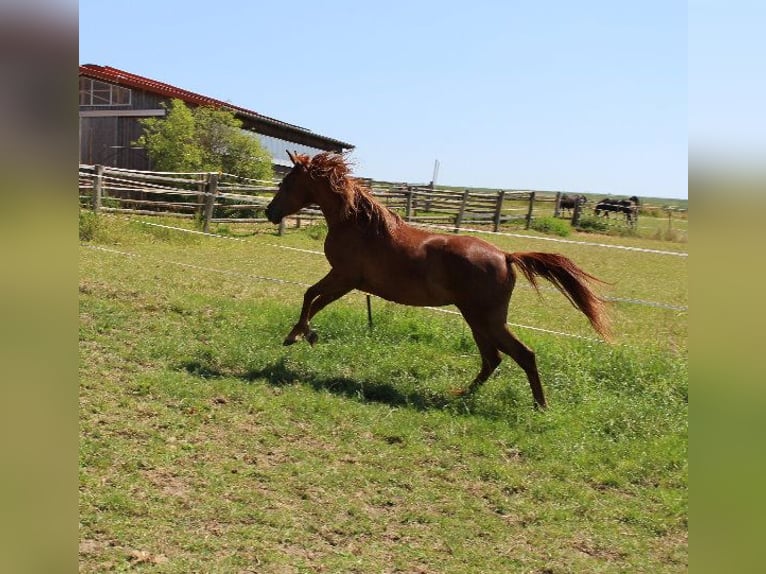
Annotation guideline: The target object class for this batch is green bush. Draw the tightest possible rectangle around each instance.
[530,216,571,237]
[575,216,610,233]
[136,98,273,180]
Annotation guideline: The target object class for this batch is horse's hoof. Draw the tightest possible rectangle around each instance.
[306,330,318,346]
[449,387,469,397]
[283,337,297,346]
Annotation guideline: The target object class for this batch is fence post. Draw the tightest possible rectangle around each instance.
[571,199,582,227]
[202,172,219,232]
[196,173,207,220]
[92,164,104,212]
[366,294,373,330]
[454,189,469,233]
[405,186,413,222]
[426,180,433,212]
[492,190,505,232]
[553,191,561,218]
[525,191,535,229]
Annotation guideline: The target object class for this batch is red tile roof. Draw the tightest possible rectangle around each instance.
[79,64,353,149]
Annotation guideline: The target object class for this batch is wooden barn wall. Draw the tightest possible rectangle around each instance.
[80,116,152,170]
[80,85,167,170]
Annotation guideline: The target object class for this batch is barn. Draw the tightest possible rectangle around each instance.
[78,64,354,173]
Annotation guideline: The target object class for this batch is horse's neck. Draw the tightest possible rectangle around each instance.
[310,184,346,227]
[312,180,396,235]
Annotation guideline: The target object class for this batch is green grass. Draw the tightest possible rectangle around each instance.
[79,213,687,572]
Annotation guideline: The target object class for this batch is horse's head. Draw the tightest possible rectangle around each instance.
[266,151,314,223]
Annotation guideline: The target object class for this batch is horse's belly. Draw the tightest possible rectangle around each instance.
[360,275,454,307]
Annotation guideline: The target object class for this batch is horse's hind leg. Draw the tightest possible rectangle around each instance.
[451,327,501,396]
[456,307,546,409]
[491,325,546,409]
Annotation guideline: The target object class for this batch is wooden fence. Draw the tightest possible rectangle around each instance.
[79,164,276,230]
[80,164,675,235]
[79,164,555,234]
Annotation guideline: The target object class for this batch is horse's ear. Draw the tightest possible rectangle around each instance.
[286,150,297,165]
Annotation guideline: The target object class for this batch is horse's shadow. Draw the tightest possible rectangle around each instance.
[181,357,455,412]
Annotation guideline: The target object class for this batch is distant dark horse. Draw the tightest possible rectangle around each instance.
[558,194,587,217]
[266,152,611,409]
[594,196,640,224]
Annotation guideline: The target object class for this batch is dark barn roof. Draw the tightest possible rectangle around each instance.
[79,64,353,169]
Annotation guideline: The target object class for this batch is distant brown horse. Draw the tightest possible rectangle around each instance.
[266,152,610,408]
[558,193,587,216]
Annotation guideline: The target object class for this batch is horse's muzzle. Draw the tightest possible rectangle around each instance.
[265,203,281,224]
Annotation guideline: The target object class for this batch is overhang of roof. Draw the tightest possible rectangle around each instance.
[79,64,354,150]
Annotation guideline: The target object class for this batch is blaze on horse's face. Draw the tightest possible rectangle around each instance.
[265,153,313,224]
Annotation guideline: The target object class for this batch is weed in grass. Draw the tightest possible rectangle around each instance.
[78,210,100,241]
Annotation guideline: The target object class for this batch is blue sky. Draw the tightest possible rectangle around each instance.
[80,0,687,199]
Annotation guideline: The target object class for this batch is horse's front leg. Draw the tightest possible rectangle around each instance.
[284,271,355,346]
[283,285,321,346]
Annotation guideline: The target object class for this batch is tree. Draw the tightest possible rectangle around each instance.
[135,99,273,180]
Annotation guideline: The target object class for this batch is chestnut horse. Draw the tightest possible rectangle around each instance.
[266,152,610,408]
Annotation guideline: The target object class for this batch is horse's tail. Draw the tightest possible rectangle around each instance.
[507,252,611,341]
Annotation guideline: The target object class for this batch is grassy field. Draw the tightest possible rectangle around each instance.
[79,213,687,573]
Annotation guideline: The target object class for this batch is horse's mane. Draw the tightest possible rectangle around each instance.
[298,152,402,234]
